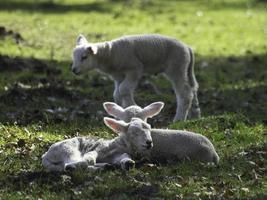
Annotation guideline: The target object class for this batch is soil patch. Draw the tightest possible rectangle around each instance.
[0,55,61,75]
[0,81,104,125]
[0,26,24,44]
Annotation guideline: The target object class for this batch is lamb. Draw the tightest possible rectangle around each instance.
[104,102,219,164]
[42,117,153,172]
[71,34,201,122]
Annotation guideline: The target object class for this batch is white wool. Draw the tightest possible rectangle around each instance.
[104,102,219,164]
[42,118,153,172]
[71,34,201,122]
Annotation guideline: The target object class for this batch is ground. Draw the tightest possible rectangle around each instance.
[0,0,266,199]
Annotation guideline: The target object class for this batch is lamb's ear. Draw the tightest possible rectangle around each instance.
[140,102,164,119]
[104,117,128,134]
[86,45,98,55]
[77,34,88,45]
[103,102,125,119]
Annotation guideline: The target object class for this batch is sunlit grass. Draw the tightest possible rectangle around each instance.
[0,0,266,60]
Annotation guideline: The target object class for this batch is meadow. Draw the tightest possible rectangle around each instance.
[0,0,266,199]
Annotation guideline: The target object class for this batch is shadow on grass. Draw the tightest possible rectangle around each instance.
[0,52,266,125]
[199,84,267,123]
[0,0,266,14]
[194,53,267,123]
[0,0,117,14]
[0,54,113,125]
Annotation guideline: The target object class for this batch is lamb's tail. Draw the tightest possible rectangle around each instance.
[187,47,198,90]
[213,151,220,165]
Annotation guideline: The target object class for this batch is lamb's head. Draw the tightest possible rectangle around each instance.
[103,102,164,122]
[104,117,153,154]
[71,34,98,75]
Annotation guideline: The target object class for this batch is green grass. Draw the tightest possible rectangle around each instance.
[0,0,267,199]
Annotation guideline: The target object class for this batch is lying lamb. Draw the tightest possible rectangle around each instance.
[71,34,201,121]
[42,117,153,172]
[104,102,219,164]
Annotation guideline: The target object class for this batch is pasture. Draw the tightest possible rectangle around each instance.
[0,0,266,199]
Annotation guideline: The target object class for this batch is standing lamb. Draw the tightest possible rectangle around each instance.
[42,117,153,172]
[104,102,219,164]
[71,34,201,121]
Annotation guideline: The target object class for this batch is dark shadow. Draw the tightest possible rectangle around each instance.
[0,170,78,194]
[0,54,114,125]
[206,0,267,10]
[0,0,117,14]
[132,0,267,14]
[194,52,267,123]
[199,84,267,123]
[0,52,266,126]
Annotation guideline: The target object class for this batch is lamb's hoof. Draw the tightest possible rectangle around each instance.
[124,160,135,171]
[173,117,186,123]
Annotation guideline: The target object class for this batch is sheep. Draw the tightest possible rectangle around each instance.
[103,102,220,164]
[71,34,201,122]
[42,117,153,172]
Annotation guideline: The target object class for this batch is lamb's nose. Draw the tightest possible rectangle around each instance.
[146,140,153,149]
[72,68,80,75]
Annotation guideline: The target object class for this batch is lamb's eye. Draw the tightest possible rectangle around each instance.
[81,55,87,61]
[142,124,150,129]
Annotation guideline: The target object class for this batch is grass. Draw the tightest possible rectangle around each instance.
[0,0,267,199]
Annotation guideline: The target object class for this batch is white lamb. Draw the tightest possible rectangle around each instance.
[71,34,201,121]
[42,117,153,172]
[104,102,219,164]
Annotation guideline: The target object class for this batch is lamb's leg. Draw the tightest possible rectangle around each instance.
[112,75,124,105]
[172,83,194,122]
[119,70,142,108]
[113,153,135,170]
[83,150,98,165]
[164,74,192,121]
[42,139,82,172]
[64,151,98,171]
[113,80,121,105]
[165,60,193,121]
[188,91,201,119]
